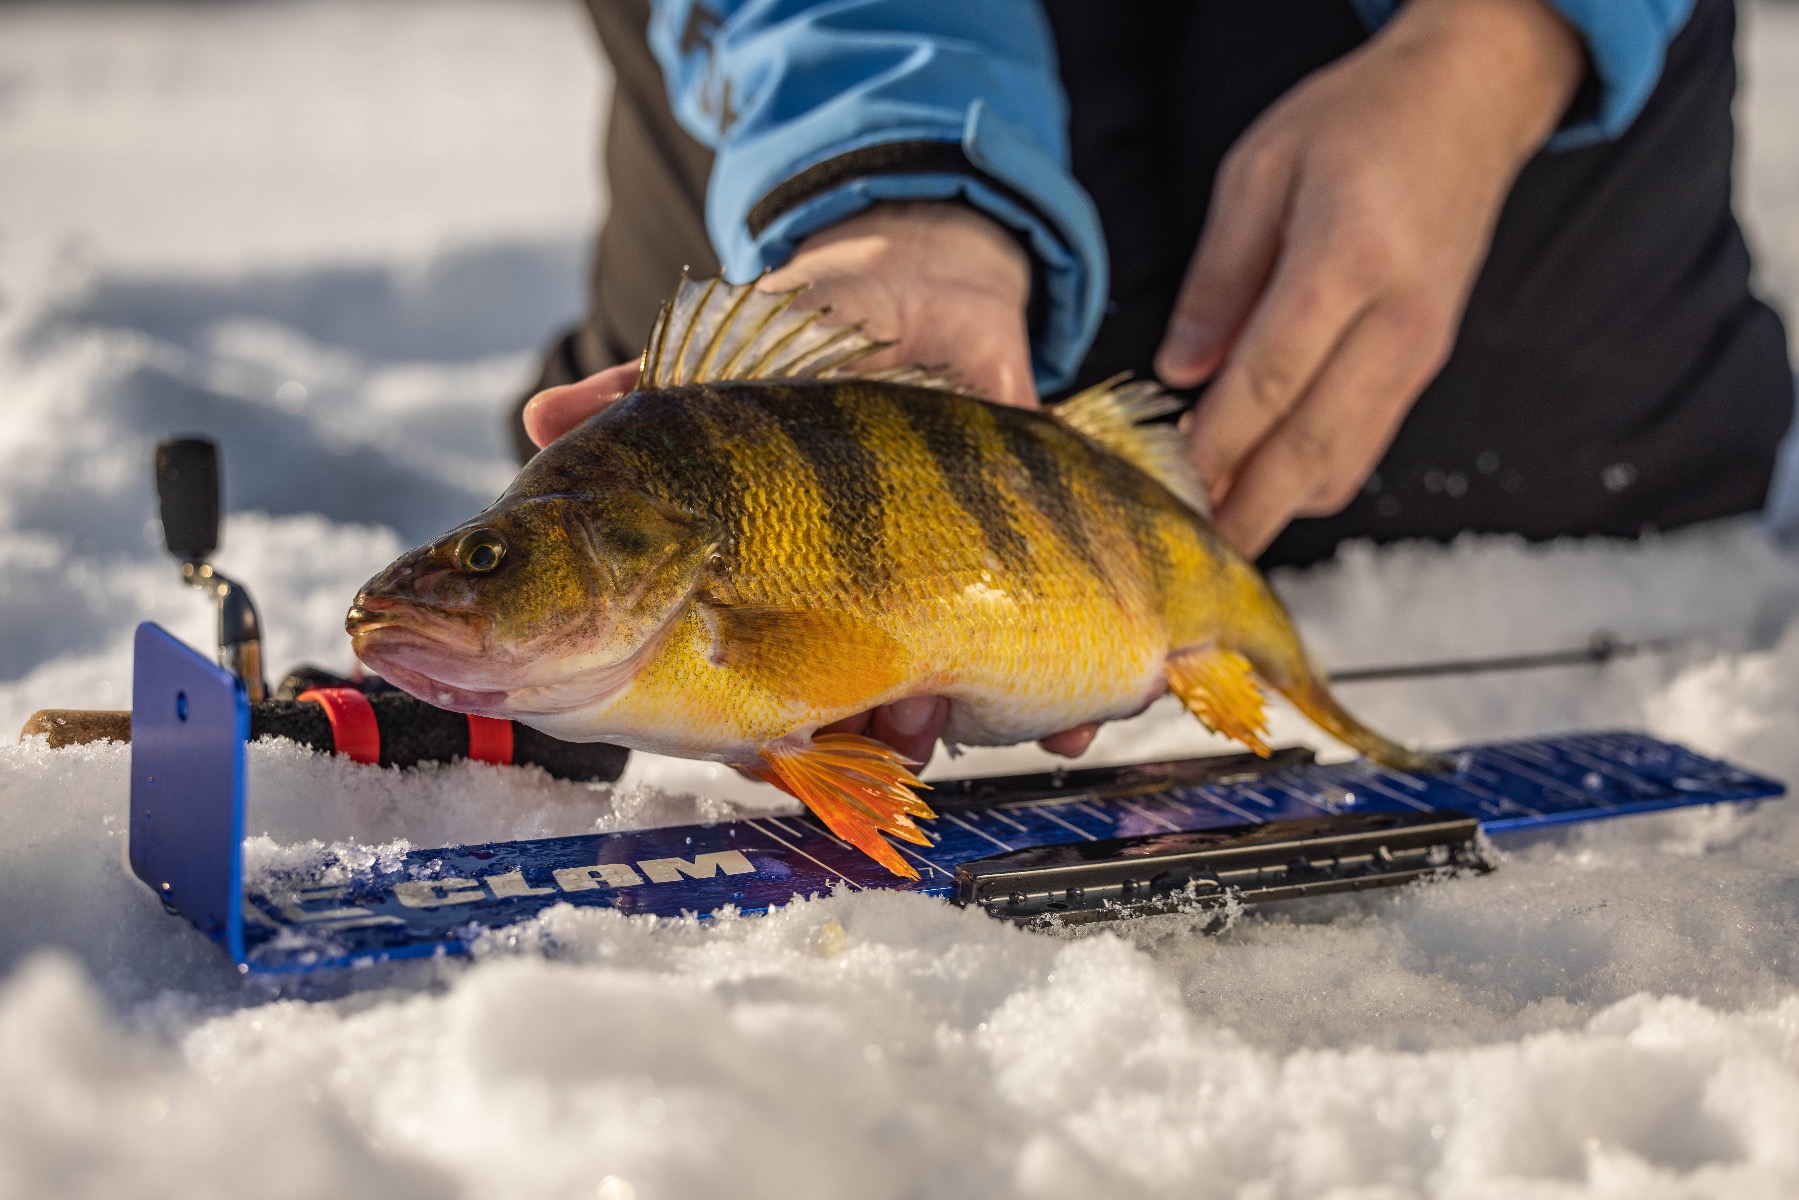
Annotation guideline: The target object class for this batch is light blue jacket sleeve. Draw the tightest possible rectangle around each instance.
[1351,0,1698,149]
[647,0,1107,393]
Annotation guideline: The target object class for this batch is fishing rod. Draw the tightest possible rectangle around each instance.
[1326,631,1686,685]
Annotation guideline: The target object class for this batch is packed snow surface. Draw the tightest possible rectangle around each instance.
[3,3,1799,1197]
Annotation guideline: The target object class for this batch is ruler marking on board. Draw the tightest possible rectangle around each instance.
[1197,792,1266,825]
[1031,806,1099,842]
[762,816,807,839]
[941,811,1016,853]
[985,809,1031,833]
[1341,766,1439,813]
[742,820,861,888]
[1116,798,1184,833]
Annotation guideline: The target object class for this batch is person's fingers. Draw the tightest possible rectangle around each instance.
[761,202,1038,411]
[959,328,1038,410]
[911,314,1039,409]
[766,268,1037,411]
[1180,212,1382,499]
[522,361,641,449]
[1208,294,1451,556]
[817,710,874,738]
[1155,142,1292,388]
[866,695,949,767]
[1038,722,1101,758]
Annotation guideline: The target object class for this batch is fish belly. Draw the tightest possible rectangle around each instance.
[908,587,1172,748]
[937,666,1166,747]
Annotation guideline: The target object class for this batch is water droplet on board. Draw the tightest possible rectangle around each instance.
[1602,462,1637,492]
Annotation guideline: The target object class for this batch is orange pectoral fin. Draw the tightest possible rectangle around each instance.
[753,734,937,879]
[701,601,908,711]
[1166,643,1272,757]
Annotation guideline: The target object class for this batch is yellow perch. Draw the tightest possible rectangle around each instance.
[348,277,1445,877]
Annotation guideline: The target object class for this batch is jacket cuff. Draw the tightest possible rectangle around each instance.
[708,101,1108,394]
[1349,0,1694,149]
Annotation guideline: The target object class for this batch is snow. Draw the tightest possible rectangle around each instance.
[1,2,1798,1196]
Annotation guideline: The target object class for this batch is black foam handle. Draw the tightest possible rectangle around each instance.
[155,437,221,563]
[249,693,629,783]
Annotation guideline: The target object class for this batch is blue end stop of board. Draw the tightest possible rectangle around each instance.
[129,621,249,963]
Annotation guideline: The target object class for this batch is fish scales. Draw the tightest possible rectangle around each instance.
[507,377,1180,752]
[348,277,1446,877]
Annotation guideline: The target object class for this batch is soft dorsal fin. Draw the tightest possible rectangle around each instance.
[1049,374,1210,514]
[641,275,959,390]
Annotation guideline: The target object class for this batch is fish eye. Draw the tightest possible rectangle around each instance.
[455,528,507,573]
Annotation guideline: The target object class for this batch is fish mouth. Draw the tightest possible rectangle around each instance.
[365,656,514,716]
[345,562,699,721]
[345,594,645,718]
[347,596,511,712]
[346,596,488,654]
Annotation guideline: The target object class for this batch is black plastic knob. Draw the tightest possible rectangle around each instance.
[155,437,221,563]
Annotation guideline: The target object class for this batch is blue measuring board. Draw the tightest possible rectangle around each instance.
[126,623,1786,975]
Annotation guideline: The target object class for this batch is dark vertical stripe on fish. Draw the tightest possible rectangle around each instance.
[744,381,889,590]
[1086,441,1172,592]
[613,390,744,545]
[995,414,1109,582]
[900,393,1032,575]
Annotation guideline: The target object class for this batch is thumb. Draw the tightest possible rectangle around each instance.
[523,362,641,449]
[964,335,1039,410]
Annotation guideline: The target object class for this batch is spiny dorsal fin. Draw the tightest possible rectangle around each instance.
[1049,374,1210,514]
[641,275,940,388]
[860,363,963,391]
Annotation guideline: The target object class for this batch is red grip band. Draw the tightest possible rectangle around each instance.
[465,714,514,765]
[298,687,381,765]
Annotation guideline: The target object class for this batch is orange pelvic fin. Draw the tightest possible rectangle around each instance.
[1166,643,1272,757]
[751,734,936,879]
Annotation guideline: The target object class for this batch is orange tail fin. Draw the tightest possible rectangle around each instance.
[750,734,937,879]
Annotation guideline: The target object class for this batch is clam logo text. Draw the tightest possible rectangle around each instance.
[252,850,758,931]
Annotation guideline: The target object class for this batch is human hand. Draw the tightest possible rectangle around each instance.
[522,200,1099,763]
[521,200,1037,448]
[1156,0,1583,557]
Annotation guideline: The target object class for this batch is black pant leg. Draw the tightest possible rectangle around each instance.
[512,0,716,463]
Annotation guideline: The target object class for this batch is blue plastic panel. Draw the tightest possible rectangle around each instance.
[129,622,249,961]
[125,622,1785,975]
[236,730,1783,974]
